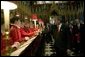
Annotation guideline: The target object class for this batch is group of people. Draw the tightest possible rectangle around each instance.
[1,15,84,56]
[1,16,44,55]
[44,16,84,56]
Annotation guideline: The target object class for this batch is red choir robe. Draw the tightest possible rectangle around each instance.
[1,33,7,55]
[1,31,13,55]
[20,27,36,39]
[28,28,36,37]
[10,24,22,44]
[32,25,39,32]
[34,27,39,31]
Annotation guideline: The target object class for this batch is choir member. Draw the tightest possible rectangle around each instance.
[20,21,35,39]
[10,17,22,48]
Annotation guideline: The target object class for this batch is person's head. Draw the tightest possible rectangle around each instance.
[80,20,84,24]
[54,16,62,25]
[21,21,25,28]
[29,21,34,28]
[10,17,21,26]
[24,20,30,28]
[15,20,21,26]
[70,21,73,24]
[75,19,80,24]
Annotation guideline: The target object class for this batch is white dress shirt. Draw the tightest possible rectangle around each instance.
[58,23,62,32]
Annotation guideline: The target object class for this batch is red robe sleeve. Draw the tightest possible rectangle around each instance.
[20,28,35,37]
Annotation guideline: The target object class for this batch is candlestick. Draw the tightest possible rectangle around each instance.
[1,1,17,56]
[4,9,10,32]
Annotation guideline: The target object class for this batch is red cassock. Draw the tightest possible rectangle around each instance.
[28,28,36,37]
[1,33,11,55]
[1,33,6,55]
[10,25,22,44]
[20,27,35,38]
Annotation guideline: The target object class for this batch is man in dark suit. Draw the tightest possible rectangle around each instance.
[52,16,68,56]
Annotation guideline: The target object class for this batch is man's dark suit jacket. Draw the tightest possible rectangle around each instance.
[53,23,69,50]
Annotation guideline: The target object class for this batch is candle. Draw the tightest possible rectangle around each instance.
[1,1,17,31]
[4,9,10,31]
[1,1,17,55]
[33,19,37,28]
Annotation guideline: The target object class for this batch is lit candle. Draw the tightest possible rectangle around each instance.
[33,19,37,28]
[4,9,10,31]
[1,1,17,32]
[1,1,17,55]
